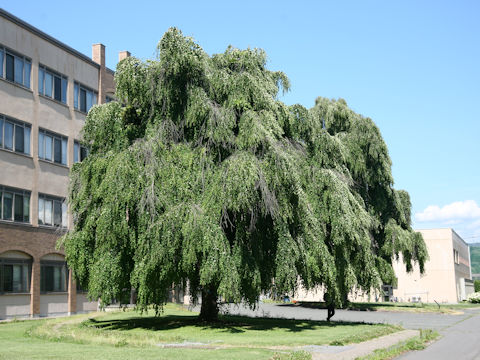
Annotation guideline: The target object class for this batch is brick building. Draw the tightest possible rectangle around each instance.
[0,8,127,319]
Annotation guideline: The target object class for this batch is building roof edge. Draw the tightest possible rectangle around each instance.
[415,228,470,246]
[0,8,115,73]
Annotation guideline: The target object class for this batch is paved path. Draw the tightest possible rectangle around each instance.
[397,308,480,360]
[220,303,470,330]
[306,330,419,360]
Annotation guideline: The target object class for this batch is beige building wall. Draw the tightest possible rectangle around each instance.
[293,228,472,304]
[294,283,380,303]
[293,286,325,302]
[452,230,473,300]
[0,13,99,207]
[0,9,122,319]
[393,228,472,303]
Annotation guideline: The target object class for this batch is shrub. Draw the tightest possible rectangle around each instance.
[474,280,480,292]
[467,292,480,303]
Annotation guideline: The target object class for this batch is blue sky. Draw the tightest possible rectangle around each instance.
[4,1,480,241]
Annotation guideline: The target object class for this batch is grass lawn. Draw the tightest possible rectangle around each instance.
[0,304,399,360]
[296,301,480,314]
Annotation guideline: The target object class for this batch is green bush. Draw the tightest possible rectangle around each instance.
[474,280,480,292]
[467,292,480,303]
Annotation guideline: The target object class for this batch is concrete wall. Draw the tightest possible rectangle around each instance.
[294,286,324,302]
[76,293,98,313]
[294,284,379,303]
[0,294,30,318]
[40,294,68,316]
[465,279,475,298]
[452,230,472,301]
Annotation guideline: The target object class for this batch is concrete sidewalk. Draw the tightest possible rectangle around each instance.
[298,329,419,360]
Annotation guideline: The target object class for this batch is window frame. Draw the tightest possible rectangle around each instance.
[0,114,32,156]
[38,193,67,228]
[453,249,460,264]
[73,140,89,163]
[38,128,68,166]
[0,45,31,88]
[0,258,32,294]
[74,81,97,113]
[40,260,68,293]
[38,65,68,104]
[0,185,31,224]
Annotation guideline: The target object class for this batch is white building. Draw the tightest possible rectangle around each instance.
[393,228,474,303]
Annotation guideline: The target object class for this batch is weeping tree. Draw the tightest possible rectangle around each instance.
[61,28,427,321]
[308,98,428,302]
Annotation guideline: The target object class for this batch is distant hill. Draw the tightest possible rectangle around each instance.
[470,244,480,275]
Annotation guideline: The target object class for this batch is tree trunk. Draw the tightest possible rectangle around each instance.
[199,285,219,321]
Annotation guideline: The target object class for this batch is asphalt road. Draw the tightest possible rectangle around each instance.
[217,303,480,359]
[219,302,472,330]
[398,308,480,360]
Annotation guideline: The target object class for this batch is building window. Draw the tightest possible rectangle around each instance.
[74,82,97,113]
[38,194,67,228]
[73,140,89,163]
[0,186,30,223]
[0,114,31,155]
[0,45,31,88]
[0,258,31,293]
[40,261,67,293]
[38,129,67,165]
[38,66,67,104]
[454,249,459,264]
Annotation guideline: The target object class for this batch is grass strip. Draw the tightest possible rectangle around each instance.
[270,350,312,360]
[355,329,439,360]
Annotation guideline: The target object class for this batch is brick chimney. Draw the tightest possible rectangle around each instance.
[119,50,131,62]
[92,43,105,67]
[92,44,106,104]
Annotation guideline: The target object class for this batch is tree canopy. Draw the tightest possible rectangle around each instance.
[61,28,427,320]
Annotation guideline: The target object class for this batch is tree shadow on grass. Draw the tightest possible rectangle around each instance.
[84,313,371,334]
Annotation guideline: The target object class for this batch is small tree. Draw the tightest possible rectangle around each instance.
[474,279,480,293]
[61,28,427,321]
